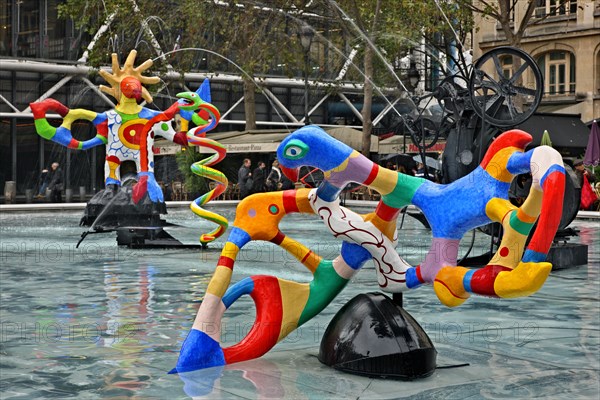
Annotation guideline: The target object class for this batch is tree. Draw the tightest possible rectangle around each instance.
[456,0,577,47]
[327,0,473,156]
[59,0,308,130]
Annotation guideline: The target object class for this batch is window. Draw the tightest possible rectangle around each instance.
[501,55,513,79]
[536,51,576,95]
[535,0,578,18]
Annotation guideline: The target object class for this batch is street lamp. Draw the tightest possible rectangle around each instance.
[299,25,314,125]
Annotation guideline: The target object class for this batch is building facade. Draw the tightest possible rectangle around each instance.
[472,0,600,123]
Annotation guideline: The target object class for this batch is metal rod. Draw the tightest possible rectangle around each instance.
[262,87,299,123]
[0,59,374,92]
[219,96,245,119]
[80,77,116,107]
[21,75,73,112]
[338,93,363,122]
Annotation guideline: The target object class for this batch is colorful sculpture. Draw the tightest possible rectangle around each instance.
[171,125,565,374]
[30,50,228,244]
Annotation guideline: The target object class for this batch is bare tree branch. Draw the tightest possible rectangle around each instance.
[455,0,502,20]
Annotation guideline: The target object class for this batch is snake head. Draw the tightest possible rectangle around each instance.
[177,91,203,111]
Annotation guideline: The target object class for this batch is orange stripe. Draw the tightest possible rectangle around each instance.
[516,208,537,224]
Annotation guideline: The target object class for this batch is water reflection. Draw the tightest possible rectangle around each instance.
[0,209,598,398]
[98,264,156,395]
[177,359,289,399]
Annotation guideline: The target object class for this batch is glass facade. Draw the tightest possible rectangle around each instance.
[0,0,80,60]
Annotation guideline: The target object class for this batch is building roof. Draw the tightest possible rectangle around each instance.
[197,127,379,154]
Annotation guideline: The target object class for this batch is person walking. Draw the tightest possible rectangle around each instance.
[36,167,49,199]
[252,161,267,194]
[266,159,282,191]
[47,162,63,202]
[574,160,596,186]
[238,158,252,199]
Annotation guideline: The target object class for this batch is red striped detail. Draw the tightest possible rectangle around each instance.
[97,120,108,138]
[282,190,299,213]
[67,138,79,149]
[363,163,379,186]
[198,109,210,120]
[30,99,69,119]
[106,155,121,165]
[480,129,531,169]
[301,250,313,264]
[217,256,235,270]
[375,200,401,222]
[139,103,179,172]
[223,275,283,364]
[270,231,286,245]
[469,265,511,297]
[528,171,565,254]
[415,265,424,283]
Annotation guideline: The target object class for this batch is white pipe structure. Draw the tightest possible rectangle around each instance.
[78,12,117,64]
[1,58,405,129]
[0,58,369,91]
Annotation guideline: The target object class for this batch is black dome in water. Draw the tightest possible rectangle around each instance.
[318,292,436,380]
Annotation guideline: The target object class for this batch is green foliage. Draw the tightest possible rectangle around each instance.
[175,149,207,194]
[323,0,473,86]
[57,0,474,88]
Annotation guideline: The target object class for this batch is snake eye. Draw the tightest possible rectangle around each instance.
[283,140,308,160]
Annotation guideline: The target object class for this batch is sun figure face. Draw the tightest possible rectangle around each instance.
[98,50,160,104]
[120,77,143,101]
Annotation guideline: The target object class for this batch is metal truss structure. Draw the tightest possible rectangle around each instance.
[0,56,404,130]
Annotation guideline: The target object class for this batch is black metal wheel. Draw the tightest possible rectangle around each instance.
[469,46,543,127]
[409,117,441,150]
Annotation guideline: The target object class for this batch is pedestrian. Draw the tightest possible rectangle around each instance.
[415,162,435,181]
[36,167,49,199]
[252,161,267,194]
[574,160,596,186]
[279,171,294,190]
[574,160,598,210]
[266,159,282,191]
[238,158,252,199]
[47,162,63,202]
[415,162,425,178]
